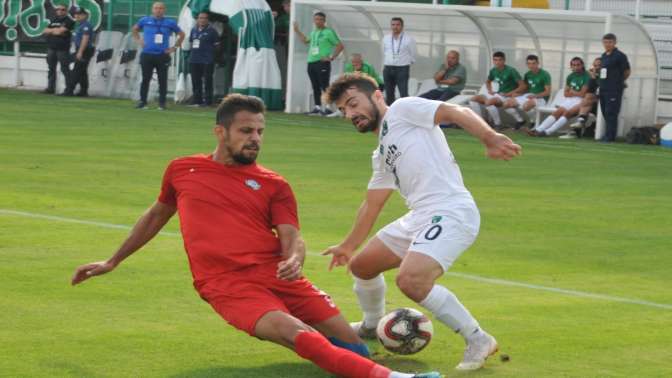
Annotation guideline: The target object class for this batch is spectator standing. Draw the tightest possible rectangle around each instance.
[418,50,466,102]
[599,33,630,142]
[189,12,219,107]
[294,12,344,116]
[63,8,95,97]
[132,2,185,110]
[382,17,417,105]
[43,4,75,95]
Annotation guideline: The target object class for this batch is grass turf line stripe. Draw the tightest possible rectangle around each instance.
[2,208,670,311]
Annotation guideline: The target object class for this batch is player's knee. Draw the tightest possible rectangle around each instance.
[349,257,378,280]
[395,272,433,302]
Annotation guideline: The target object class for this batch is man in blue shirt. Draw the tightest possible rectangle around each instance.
[599,33,630,142]
[189,12,219,106]
[132,2,185,110]
[64,8,95,97]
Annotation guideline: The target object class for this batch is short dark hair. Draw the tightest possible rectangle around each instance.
[391,17,404,26]
[323,73,378,105]
[314,11,326,19]
[526,54,539,62]
[216,94,266,128]
[603,33,617,41]
[493,51,505,59]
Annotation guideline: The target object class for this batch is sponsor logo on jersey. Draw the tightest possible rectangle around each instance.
[245,179,261,190]
[385,144,401,167]
[381,121,389,137]
[431,216,442,223]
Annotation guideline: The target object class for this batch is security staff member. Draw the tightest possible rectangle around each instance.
[294,12,344,116]
[382,17,416,105]
[189,12,219,106]
[42,4,75,95]
[64,8,95,97]
[599,33,630,142]
[132,2,185,110]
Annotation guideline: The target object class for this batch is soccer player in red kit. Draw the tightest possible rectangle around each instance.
[71,94,440,378]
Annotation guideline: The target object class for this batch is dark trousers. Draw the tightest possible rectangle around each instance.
[46,48,70,93]
[599,91,623,142]
[307,61,331,106]
[140,53,170,104]
[190,62,214,105]
[383,65,410,105]
[66,47,94,94]
[418,88,459,102]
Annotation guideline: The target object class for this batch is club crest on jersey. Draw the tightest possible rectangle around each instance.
[245,179,261,191]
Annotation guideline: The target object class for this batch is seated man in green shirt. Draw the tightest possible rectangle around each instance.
[529,57,590,137]
[501,54,551,129]
[469,51,524,130]
[418,50,466,102]
[344,53,384,90]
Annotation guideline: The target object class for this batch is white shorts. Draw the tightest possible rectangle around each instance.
[483,93,506,102]
[514,94,546,107]
[376,206,480,272]
[556,97,582,110]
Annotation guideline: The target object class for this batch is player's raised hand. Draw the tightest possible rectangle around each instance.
[71,261,116,285]
[277,255,303,281]
[484,132,522,161]
[322,244,354,271]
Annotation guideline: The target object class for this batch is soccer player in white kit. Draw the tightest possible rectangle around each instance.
[322,73,521,371]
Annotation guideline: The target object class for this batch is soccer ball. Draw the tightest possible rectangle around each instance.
[376,308,433,355]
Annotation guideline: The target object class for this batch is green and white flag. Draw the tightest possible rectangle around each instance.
[209,0,282,109]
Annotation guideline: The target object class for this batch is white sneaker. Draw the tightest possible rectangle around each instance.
[326,109,342,118]
[350,321,378,340]
[559,131,577,139]
[585,113,596,128]
[455,330,498,371]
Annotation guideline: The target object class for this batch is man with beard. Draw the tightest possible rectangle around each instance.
[322,73,521,371]
[71,94,440,378]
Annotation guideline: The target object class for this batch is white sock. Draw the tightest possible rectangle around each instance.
[486,105,501,126]
[354,275,386,328]
[536,115,556,132]
[419,285,479,339]
[505,108,523,122]
[546,116,568,135]
[389,372,414,378]
[469,101,482,117]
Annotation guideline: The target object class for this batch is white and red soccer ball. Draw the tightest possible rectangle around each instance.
[376,308,433,355]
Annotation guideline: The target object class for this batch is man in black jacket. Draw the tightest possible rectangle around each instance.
[43,5,75,94]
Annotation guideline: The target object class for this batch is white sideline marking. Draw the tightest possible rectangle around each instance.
[2,208,671,311]
[0,209,180,237]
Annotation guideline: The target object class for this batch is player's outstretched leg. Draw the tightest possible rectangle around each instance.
[254,310,441,378]
[349,237,404,339]
[396,252,498,371]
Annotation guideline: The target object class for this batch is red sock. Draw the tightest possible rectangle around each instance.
[294,331,391,378]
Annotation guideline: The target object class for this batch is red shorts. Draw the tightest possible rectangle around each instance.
[196,262,340,336]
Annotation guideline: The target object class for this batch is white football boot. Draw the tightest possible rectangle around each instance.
[455,330,499,371]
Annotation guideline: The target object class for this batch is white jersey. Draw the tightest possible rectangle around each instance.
[368,97,475,212]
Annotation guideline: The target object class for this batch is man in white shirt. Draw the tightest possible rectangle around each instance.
[382,17,417,105]
[322,73,521,371]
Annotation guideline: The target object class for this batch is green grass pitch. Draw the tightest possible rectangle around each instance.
[1,88,671,377]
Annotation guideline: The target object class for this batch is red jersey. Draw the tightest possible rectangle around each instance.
[158,154,299,284]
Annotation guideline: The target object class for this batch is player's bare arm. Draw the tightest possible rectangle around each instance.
[435,103,522,161]
[322,188,393,270]
[71,201,176,285]
[276,224,305,281]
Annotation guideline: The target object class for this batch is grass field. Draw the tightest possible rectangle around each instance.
[1,88,671,377]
